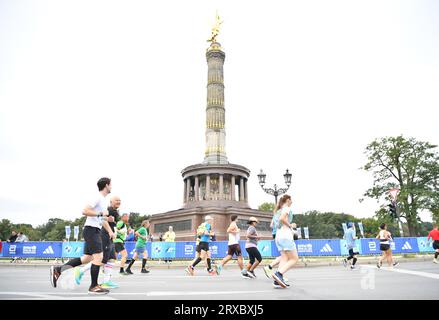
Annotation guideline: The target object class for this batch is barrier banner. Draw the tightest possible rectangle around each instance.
[1,242,62,258]
[392,237,419,254]
[175,242,197,259]
[0,238,434,259]
[0,241,3,257]
[417,237,435,253]
[313,239,341,256]
[209,241,228,259]
[124,242,152,259]
[257,240,272,257]
[360,238,380,254]
[340,239,363,255]
[294,240,314,256]
[151,242,176,259]
[62,242,84,258]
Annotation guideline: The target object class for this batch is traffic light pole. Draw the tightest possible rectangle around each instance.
[394,201,404,237]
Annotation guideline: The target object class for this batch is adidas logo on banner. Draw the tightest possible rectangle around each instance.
[43,246,54,254]
[320,244,333,253]
[402,241,412,250]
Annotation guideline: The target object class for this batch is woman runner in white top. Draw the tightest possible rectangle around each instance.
[376,223,398,268]
[271,194,299,288]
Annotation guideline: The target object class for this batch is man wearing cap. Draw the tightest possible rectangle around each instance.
[186,215,216,276]
[343,222,359,270]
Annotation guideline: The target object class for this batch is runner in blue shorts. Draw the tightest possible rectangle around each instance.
[271,194,298,289]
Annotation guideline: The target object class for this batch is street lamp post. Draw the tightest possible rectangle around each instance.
[257,169,292,205]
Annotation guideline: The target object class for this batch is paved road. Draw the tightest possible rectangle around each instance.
[0,261,438,300]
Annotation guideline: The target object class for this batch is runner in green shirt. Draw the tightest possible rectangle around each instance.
[114,213,130,274]
[126,220,150,274]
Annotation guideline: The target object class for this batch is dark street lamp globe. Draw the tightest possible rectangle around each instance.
[257,169,266,186]
[284,169,292,187]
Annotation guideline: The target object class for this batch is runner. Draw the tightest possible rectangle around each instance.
[114,213,130,274]
[73,196,121,288]
[125,220,150,274]
[50,177,112,295]
[215,215,248,278]
[263,197,292,285]
[376,223,399,268]
[185,216,216,276]
[271,194,299,288]
[342,222,359,270]
[427,225,439,264]
[99,196,121,289]
[244,217,262,279]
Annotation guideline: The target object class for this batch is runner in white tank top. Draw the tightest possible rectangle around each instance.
[215,215,247,277]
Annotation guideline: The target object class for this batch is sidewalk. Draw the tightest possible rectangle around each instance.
[0,254,434,268]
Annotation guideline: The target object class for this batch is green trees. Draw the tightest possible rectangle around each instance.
[258,202,276,212]
[362,136,439,236]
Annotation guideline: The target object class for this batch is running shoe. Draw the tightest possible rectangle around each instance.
[185,266,194,276]
[350,265,356,270]
[88,285,110,295]
[208,269,217,276]
[241,273,252,279]
[216,264,223,275]
[273,280,283,289]
[263,266,273,279]
[101,280,119,289]
[120,271,130,275]
[247,271,256,279]
[125,268,133,275]
[376,261,382,269]
[342,259,348,268]
[433,258,438,264]
[50,266,61,288]
[272,271,287,288]
[74,266,84,285]
[393,261,399,267]
[141,268,150,274]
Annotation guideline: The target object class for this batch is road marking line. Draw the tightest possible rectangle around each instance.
[0,290,271,297]
[361,265,439,280]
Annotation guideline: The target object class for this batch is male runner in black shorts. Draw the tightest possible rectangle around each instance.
[50,177,112,295]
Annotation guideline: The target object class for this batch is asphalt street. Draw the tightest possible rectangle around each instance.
[0,261,438,300]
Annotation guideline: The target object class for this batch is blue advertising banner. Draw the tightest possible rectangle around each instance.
[360,238,380,255]
[340,239,363,255]
[2,242,63,258]
[0,238,434,259]
[417,237,435,253]
[294,240,315,256]
[209,241,229,259]
[62,242,84,258]
[124,242,152,259]
[151,242,176,259]
[392,237,419,254]
[0,241,3,257]
[257,240,272,257]
[175,242,197,259]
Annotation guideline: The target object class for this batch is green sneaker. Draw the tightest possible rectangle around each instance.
[100,280,119,289]
[216,264,223,275]
[74,267,84,285]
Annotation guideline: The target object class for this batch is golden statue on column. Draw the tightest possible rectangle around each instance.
[207,12,223,43]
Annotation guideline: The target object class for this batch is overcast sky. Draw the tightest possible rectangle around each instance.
[0,0,438,227]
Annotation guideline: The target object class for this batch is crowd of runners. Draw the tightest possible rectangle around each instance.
[49,177,439,295]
